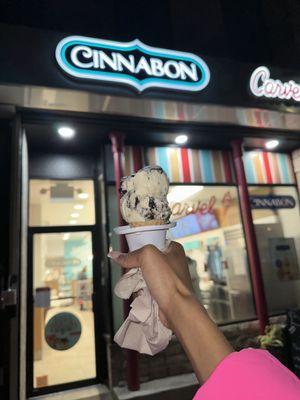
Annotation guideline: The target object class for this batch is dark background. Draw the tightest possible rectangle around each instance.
[0,121,12,400]
[1,0,300,69]
[0,2,300,397]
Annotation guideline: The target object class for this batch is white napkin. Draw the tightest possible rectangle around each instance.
[114,267,172,355]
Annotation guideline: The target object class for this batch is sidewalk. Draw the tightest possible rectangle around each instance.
[113,373,198,400]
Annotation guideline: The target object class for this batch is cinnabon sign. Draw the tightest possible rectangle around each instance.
[56,36,210,93]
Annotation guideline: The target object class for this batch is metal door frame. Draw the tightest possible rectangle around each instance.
[8,114,27,400]
[26,219,107,396]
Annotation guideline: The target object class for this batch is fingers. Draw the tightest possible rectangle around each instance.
[108,243,176,269]
[164,240,185,256]
[108,244,159,269]
[108,249,141,268]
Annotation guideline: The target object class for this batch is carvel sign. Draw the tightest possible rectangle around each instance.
[55,36,210,92]
[250,195,296,210]
[250,66,300,102]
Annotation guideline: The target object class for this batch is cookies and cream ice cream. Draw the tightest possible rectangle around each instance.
[120,166,171,226]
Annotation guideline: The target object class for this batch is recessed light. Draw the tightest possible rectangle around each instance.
[265,139,279,150]
[74,204,84,210]
[175,134,188,145]
[63,233,70,241]
[58,126,75,139]
[71,212,79,218]
[78,192,89,199]
[69,219,77,225]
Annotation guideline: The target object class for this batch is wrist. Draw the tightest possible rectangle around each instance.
[163,288,197,325]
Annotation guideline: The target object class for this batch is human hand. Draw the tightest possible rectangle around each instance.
[109,241,232,382]
[108,241,194,327]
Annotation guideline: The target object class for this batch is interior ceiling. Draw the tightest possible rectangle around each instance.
[24,114,300,154]
[30,180,93,202]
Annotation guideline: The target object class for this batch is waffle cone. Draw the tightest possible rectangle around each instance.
[129,219,167,228]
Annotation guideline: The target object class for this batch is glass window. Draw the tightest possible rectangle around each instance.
[168,185,255,324]
[29,180,95,227]
[250,185,300,314]
[33,231,96,388]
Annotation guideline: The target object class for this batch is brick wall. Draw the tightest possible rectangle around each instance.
[111,336,193,387]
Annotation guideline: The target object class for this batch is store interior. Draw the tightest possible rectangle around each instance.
[167,184,300,324]
[24,114,300,393]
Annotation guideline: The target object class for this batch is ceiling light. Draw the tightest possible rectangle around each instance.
[167,186,203,203]
[71,212,79,218]
[63,233,70,241]
[74,204,84,210]
[175,134,188,145]
[78,192,89,199]
[69,219,77,225]
[58,126,75,139]
[265,139,279,150]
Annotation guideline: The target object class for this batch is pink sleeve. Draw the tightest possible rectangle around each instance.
[193,348,300,400]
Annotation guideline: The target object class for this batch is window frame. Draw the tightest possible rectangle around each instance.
[107,181,258,328]
[28,178,96,228]
[27,177,108,397]
[248,182,300,317]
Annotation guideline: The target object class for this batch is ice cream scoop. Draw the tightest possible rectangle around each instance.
[120,165,171,226]
[114,166,174,354]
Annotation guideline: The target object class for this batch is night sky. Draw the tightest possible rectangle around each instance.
[0,0,300,69]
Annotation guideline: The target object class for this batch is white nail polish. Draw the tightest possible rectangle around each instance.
[108,251,122,259]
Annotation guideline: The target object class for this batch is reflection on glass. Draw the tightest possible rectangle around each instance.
[251,186,300,314]
[168,185,255,324]
[33,232,96,388]
[29,180,95,227]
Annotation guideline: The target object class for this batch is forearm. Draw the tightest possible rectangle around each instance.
[165,291,233,383]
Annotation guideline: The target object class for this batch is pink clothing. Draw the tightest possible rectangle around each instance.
[193,348,300,400]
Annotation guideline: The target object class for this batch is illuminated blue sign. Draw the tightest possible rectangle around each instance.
[55,36,210,93]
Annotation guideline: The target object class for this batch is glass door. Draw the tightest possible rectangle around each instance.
[27,179,102,394]
[32,231,96,389]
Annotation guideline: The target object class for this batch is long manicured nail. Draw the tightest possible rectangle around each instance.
[107,251,123,259]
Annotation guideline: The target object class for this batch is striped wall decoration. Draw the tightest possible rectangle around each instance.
[146,147,234,183]
[123,146,145,176]
[243,151,295,184]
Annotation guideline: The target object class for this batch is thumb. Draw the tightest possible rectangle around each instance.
[107,249,142,269]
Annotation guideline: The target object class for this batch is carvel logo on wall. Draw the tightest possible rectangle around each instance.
[250,195,296,210]
[250,66,300,102]
[55,36,210,92]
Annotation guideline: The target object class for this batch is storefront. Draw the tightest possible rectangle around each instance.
[0,22,300,400]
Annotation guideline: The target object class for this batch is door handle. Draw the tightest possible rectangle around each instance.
[0,273,17,310]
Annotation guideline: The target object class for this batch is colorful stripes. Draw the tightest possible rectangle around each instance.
[243,151,295,184]
[117,147,296,186]
[146,147,235,183]
[124,146,145,176]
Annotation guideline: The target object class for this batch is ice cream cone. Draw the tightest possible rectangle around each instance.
[117,165,173,250]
